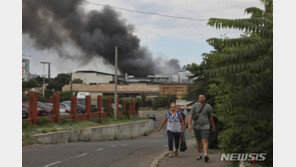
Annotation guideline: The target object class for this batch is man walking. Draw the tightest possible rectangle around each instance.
[188,93,215,162]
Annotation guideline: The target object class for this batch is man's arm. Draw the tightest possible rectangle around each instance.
[210,117,216,132]
[208,105,215,132]
[188,105,195,131]
[188,115,193,131]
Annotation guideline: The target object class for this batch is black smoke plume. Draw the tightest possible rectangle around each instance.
[23,0,181,76]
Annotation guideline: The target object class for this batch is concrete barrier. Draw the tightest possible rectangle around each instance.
[30,120,154,144]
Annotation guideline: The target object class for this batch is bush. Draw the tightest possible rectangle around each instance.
[36,117,51,126]
[22,93,28,101]
[72,79,83,84]
[22,121,31,129]
[60,91,78,101]
[152,95,176,110]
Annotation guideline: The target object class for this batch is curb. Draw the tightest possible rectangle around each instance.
[150,138,196,167]
[150,151,168,167]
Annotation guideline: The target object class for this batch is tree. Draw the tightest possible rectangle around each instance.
[204,0,273,165]
[185,60,216,105]
[22,78,40,90]
[34,76,50,85]
[72,78,83,84]
[47,73,71,91]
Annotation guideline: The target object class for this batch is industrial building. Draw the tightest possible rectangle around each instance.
[72,70,195,84]
[72,70,125,84]
[62,83,189,99]
[67,70,194,99]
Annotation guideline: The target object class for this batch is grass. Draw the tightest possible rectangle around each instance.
[22,115,147,146]
[139,107,168,111]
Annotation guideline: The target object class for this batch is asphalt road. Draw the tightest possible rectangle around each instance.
[22,110,195,167]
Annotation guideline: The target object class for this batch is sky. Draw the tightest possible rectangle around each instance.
[22,0,264,77]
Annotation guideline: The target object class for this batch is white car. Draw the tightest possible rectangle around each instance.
[44,103,70,116]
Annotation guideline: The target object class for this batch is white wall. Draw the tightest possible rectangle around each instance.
[72,73,113,84]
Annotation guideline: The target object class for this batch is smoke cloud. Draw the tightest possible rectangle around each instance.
[22,0,181,76]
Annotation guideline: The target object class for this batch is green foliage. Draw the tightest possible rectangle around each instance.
[60,91,78,101]
[36,117,51,126]
[34,76,50,85]
[22,121,31,129]
[204,0,273,166]
[60,118,74,124]
[184,61,215,106]
[22,78,40,90]
[151,95,176,110]
[22,93,28,101]
[47,73,71,91]
[72,78,83,84]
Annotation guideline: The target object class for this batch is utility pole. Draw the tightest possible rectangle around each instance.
[70,73,73,94]
[114,45,118,119]
[41,61,50,98]
[48,62,50,79]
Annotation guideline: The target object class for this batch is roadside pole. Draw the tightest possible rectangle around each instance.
[70,72,73,94]
[41,62,46,98]
[114,45,118,119]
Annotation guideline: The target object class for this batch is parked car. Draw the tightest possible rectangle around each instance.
[22,103,51,117]
[147,113,156,121]
[61,101,85,114]
[22,106,29,119]
[59,105,70,116]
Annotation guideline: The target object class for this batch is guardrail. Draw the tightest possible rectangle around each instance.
[22,92,138,125]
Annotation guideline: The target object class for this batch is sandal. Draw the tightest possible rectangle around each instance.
[175,150,178,156]
[169,151,173,158]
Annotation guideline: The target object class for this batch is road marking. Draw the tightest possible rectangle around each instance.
[74,153,87,158]
[43,161,61,167]
[96,148,104,151]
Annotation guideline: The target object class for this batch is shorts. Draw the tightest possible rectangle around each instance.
[193,129,210,141]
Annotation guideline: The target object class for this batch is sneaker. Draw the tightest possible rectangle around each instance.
[204,155,209,162]
[196,154,202,160]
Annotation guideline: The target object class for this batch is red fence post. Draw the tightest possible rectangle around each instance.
[29,92,37,125]
[129,98,132,118]
[132,99,136,117]
[107,97,112,116]
[97,96,102,117]
[85,95,91,119]
[123,99,126,116]
[71,95,77,120]
[53,93,60,123]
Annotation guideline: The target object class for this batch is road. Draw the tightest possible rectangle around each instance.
[23,110,195,167]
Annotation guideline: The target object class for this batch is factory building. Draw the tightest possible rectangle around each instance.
[72,70,124,84]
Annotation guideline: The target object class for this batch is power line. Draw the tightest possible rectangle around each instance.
[82,0,208,22]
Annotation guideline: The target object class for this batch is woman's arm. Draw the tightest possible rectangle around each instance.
[157,116,168,132]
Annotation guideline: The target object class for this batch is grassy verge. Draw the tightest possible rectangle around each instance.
[22,116,147,146]
[139,107,168,111]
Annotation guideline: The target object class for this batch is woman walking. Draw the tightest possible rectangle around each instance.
[157,102,185,158]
